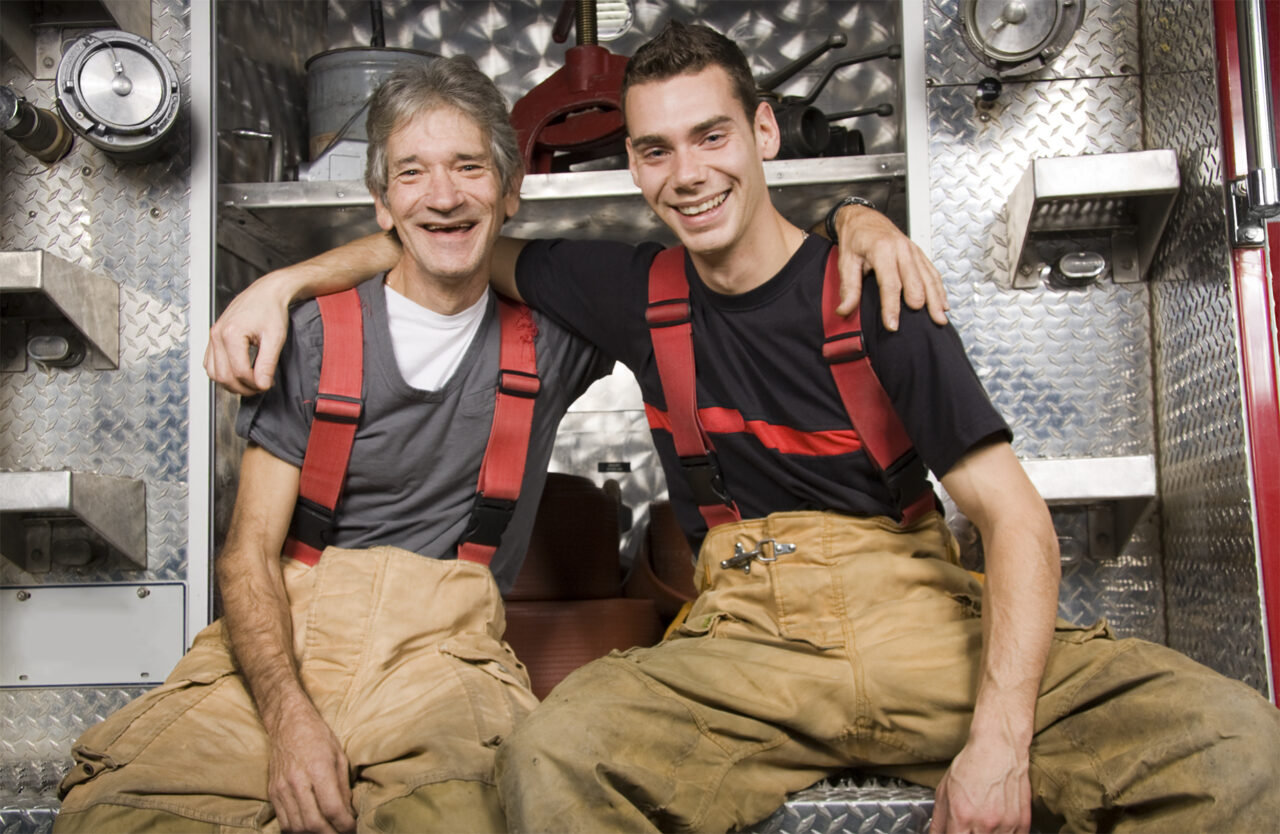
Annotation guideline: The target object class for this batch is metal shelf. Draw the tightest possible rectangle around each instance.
[217,154,906,273]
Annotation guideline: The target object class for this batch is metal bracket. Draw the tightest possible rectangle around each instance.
[1229,178,1268,248]
[0,471,146,569]
[1003,151,1181,289]
[720,539,797,574]
[1,250,119,371]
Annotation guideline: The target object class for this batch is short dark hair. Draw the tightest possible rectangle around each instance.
[620,21,758,122]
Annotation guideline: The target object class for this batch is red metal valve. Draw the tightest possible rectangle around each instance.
[510,1,629,174]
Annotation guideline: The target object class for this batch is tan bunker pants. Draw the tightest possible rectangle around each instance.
[55,546,538,834]
[498,511,1280,833]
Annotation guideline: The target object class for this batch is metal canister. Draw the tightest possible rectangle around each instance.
[305,47,437,161]
[56,30,181,160]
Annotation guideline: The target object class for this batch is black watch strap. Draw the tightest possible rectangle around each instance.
[824,196,876,243]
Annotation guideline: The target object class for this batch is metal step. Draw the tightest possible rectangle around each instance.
[1,777,934,834]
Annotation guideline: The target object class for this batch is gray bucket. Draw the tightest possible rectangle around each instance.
[305,47,437,160]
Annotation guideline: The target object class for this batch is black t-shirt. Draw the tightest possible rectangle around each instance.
[516,235,1011,549]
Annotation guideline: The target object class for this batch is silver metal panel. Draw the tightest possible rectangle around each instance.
[0,0,195,825]
[0,0,192,589]
[0,583,186,687]
[216,0,325,184]
[321,0,904,158]
[1,687,145,832]
[744,775,934,834]
[927,77,1151,461]
[926,0,1140,85]
[1141,12,1268,691]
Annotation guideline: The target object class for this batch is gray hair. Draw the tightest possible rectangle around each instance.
[364,56,521,202]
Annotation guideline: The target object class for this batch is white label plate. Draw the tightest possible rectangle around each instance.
[0,583,186,686]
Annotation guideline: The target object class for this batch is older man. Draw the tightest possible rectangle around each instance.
[55,57,612,834]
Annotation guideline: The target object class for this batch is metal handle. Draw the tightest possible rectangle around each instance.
[1235,0,1279,217]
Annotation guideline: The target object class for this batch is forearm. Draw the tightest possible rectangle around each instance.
[269,231,401,303]
[216,445,314,735]
[218,536,311,734]
[969,513,1060,748]
[942,442,1059,751]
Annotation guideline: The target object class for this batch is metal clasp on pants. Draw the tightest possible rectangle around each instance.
[720,538,797,574]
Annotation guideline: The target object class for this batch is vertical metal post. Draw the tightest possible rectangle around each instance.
[188,0,216,640]
[1236,0,1280,216]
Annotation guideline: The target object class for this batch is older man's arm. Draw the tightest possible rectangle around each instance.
[218,444,356,834]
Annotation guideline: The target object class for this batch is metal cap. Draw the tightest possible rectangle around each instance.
[56,30,180,158]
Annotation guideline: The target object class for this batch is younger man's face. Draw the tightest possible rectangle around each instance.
[624,65,780,261]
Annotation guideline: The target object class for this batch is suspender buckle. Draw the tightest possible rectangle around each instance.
[680,453,732,508]
[314,393,363,424]
[290,495,336,550]
[883,450,932,511]
[646,299,691,328]
[461,493,517,548]
[499,369,541,398]
[821,332,866,364]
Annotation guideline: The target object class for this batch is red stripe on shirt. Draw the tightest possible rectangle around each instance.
[645,404,863,457]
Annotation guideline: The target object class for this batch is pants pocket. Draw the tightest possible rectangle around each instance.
[439,633,539,748]
[59,665,235,796]
[59,623,238,797]
[770,560,846,649]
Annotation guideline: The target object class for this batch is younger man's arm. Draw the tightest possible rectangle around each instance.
[218,444,356,834]
[935,440,1060,834]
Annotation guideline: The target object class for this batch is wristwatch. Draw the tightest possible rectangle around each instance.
[824,196,877,243]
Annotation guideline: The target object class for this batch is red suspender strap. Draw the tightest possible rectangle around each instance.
[284,288,364,566]
[645,247,741,531]
[820,248,934,524]
[457,297,541,566]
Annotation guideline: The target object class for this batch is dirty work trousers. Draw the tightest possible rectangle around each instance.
[55,546,538,834]
[497,510,1280,833]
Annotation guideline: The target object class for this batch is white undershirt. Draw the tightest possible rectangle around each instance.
[384,282,490,391]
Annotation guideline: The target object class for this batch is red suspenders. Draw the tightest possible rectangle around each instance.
[284,289,363,566]
[644,246,933,531]
[457,297,542,565]
[645,248,741,533]
[283,288,540,568]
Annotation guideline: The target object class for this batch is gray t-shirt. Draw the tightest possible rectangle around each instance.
[236,275,612,592]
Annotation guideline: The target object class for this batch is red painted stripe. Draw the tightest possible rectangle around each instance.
[1215,0,1280,703]
[645,404,863,457]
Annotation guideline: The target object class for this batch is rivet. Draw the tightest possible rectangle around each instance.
[137,587,151,598]
[27,211,36,219]
[42,57,55,69]
[16,590,31,601]
[81,166,93,177]
[150,207,162,219]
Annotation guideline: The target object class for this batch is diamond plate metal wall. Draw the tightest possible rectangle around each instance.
[321,0,905,157]
[924,0,1164,646]
[926,0,1140,85]
[0,0,195,829]
[1141,0,1267,691]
